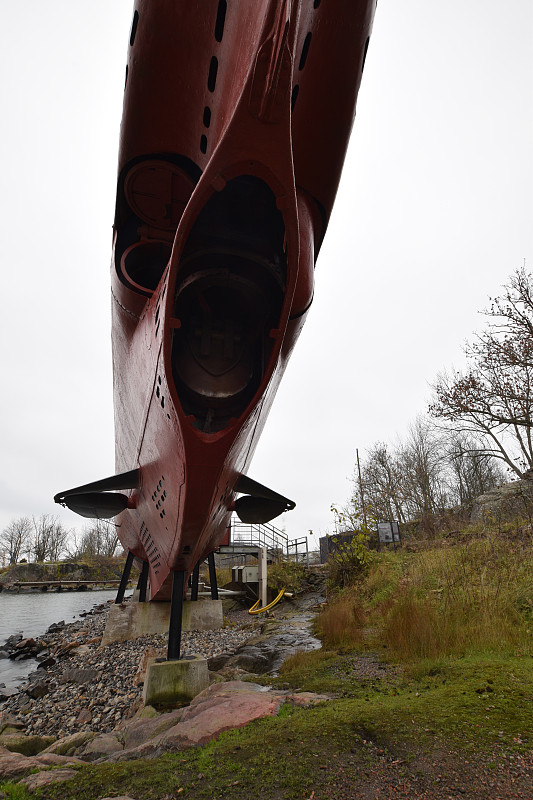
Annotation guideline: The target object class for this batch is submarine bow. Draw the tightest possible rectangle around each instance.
[56,0,377,602]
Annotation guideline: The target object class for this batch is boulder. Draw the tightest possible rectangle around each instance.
[43,731,96,757]
[112,681,286,760]
[219,640,277,673]
[0,688,19,701]
[76,708,93,725]
[37,656,57,669]
[20,768,79,790]
[471,479,533,523]
[158,680,285,749]
[122,708,184,751]
[0,714,24,735]
[26,680,50,699]
[0,734,56,756]
[14,638,37,651]
[78,733,124,761]
[59,667,100,685]
[287,691,331,707]
[0,746,83,780]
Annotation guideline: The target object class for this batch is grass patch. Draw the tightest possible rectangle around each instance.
[319,532,533,662]
[37,652,533,800]
[21,531,533,800]
[215,565,233,588]
[314,592,366,651]
[0,782,33,800]
[277,649,345,693]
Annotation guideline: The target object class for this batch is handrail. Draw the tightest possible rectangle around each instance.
[230,518,288,554]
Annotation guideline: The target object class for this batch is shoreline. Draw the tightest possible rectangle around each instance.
[0,599,254,739]
[0,590,119,693]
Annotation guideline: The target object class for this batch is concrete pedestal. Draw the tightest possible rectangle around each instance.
[143,655,209,707]
[101,599,223,646]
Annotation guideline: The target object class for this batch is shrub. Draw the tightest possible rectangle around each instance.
[268,561,306,593]
[327,533,375,589]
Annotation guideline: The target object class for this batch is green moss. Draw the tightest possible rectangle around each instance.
[0,781,34,800]
[34,651,533,800]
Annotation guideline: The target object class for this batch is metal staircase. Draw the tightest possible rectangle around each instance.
[217,515,309,564]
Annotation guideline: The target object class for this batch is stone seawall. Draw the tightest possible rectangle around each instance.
[0,559,127,589]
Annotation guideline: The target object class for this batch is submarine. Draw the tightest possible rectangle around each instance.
[55,0,377,657]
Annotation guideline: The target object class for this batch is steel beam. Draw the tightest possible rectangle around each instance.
[191,560,200,601]
[167,570,185,660]
[115,551,134,603]
[207,552,218,600]
[138,560,149,602]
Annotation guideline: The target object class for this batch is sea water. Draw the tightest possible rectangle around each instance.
[0,590,122,690]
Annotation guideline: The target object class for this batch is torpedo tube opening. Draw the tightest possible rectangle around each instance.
[113,156,199,296]
[121,240,172,293]
[170,176,287,433]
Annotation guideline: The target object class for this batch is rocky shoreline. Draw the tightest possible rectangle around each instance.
[0,600,256,739]
[0,589,336,793]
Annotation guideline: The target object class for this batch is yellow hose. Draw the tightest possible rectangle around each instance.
[248,587,286,615]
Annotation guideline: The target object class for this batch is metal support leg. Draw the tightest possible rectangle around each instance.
[138,560,149,602]
[191,560,200,601]
[208,552,218,600]
[115,551,134,604]
[167,570,185,661]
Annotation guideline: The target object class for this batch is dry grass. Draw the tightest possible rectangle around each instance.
[321,531,533,662]
[315,592,366,651]
[215,566,233,587]
[379,535,533,660]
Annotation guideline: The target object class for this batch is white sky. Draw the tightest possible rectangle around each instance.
[0,1,531,551]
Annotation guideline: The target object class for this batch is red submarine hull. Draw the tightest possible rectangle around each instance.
[58,0,376,599]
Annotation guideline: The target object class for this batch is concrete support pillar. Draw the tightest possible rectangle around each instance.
[143,655,209,707]
[101,598,223,646]
[258,546,267,608]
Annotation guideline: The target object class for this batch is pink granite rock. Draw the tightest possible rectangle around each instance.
[122,707,184,751]
[287,692,332,707]
[0,745,83,780]
[78,733,124,760]
[19,768,78,790]
[79,683,331,763]
[153,681,285,750]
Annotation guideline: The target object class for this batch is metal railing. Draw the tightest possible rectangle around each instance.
[286,536,309,565]
[227,518,308,564]
[229,519,288,556]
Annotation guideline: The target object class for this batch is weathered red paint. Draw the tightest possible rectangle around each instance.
[110,0,376,598]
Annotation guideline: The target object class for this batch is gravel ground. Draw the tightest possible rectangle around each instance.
[304,743,533,800]
[0,600,254,739]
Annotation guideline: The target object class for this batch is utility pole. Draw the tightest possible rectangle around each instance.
[356,448,367,527]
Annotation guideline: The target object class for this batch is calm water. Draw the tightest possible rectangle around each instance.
[0,590,126,690]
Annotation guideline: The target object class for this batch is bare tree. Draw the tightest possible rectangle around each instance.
[430,267,533,477]
[359,443,406,523]
[74,520,119,559]
[31,515,70,562]
[348,418,505,531]
[0,517,32,565]
[397,417,449,519]
[446,432,505,506]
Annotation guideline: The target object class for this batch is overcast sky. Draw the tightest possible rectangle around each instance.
[0,1,531,550]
